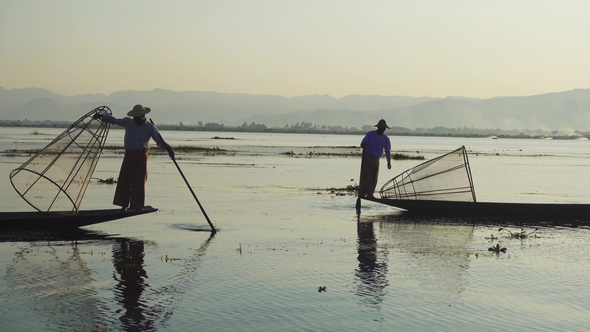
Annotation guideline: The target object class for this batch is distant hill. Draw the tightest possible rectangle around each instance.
[1,86,590,131]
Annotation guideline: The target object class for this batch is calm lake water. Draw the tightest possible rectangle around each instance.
[1,127,590,331]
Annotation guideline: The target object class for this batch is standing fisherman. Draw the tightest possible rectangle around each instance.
[93,104,174,211]
[358,119,392,199]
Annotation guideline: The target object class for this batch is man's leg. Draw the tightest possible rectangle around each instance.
[359,154,379,197]
[113,153,134,208]
[358,156,370,197]
[129,151,148,210]
[368,160,380,197]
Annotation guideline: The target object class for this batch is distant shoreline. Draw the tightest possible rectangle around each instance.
[1,121,588,140]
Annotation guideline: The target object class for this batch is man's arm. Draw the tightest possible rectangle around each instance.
[385,137,392,169]
[93,114,128,127]
[151,126,175,158]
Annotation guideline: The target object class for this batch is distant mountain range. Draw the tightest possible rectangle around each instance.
[2,86,590,131]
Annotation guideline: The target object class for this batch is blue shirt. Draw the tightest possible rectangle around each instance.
[361,131,391,163]
[102,115,166,151]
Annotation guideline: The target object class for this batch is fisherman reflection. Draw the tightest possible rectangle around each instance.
[355,221,389,308]
[112,239,153,331]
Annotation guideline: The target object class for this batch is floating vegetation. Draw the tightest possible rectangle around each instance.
[485,234,499,241]
[328,189,347,196]
[392,153,425,160]
[2,149,20,157]
[280,150,321,158]
[280,150,361,158]
[2,148,65,157]
[499,227,539,239]
[101,144,229,154]
[348,179,359,192]
[160,254,182,263]
[313,179,358,196]
[281,150,296,157]
[488,243,507,253]
[170,146,222,153]
[173,145,228,155]
[280,150,424,159]
[96,177,117,184]
[100,145,124,151]
[3,145,232,158]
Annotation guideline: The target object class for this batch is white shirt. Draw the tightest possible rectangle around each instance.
[102,115,166,151]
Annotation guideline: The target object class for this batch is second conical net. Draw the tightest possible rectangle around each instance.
[379,145,477,202]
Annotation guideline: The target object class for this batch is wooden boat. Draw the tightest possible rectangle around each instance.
[3,107,161,231]
[362,197,590,222]
[361,146,590,225]
[0,206,158,230]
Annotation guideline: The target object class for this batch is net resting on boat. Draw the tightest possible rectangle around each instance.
[9,106,112,212]
[379,145,477,202]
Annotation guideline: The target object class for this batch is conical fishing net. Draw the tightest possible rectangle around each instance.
[379,146,477,202]
[9,106,112,212]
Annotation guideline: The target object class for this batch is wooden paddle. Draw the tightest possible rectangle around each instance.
[150,119,216,234]
[356,148,365,213]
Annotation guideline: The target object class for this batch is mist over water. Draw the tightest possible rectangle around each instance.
[1,128,590,331]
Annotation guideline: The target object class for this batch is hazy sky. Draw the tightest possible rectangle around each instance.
[1,0,589,98]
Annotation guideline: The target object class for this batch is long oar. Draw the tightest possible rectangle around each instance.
[356,147,365,213]
[150,119,216,234]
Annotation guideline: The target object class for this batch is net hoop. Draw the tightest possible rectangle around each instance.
[9,106,112,212]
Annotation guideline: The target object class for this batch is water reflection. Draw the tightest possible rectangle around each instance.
[110,234,215,331]
[3,229,110,331]
[389,210,590,228]
[112,239,153,331]
[355,221,389,309]
[1,229,215,332]
[356,214,473,308]
[386,215,472,302]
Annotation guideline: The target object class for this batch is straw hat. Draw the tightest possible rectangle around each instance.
[127,104,151,117]
[374,119,390,129]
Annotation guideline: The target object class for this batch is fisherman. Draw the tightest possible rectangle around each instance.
[358,119,392,199]
[93,104,174,211]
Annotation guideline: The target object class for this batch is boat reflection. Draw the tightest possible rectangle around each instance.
[2,229,112,331]
[1,229,214,332]
[379,207,590,228]
[0,227,113,243]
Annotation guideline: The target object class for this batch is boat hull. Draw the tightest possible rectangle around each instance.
[363,198,590,222]
[0,206,158,230]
